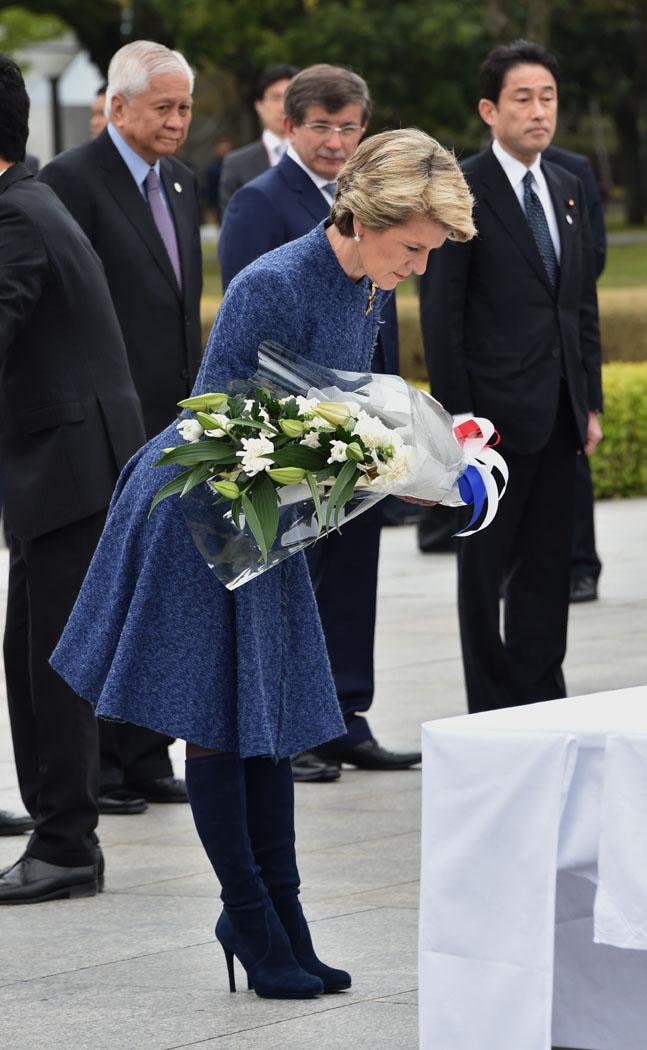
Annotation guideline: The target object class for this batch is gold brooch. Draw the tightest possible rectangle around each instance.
[365,281,378,316]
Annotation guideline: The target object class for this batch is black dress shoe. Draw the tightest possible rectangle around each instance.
[334,739,421,771]
[0,809,34,836]
[0,855,98,904]
[98,786,148,815]
[124,776,188,803]
[291,751,341,783]
[570,574,598,603]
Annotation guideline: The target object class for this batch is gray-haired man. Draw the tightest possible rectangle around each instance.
[40,40,204,811]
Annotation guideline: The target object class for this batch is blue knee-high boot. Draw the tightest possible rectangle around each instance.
[185,753,322,999]
[245,756,351,992]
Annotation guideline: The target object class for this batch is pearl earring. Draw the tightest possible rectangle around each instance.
[353,232,361,243]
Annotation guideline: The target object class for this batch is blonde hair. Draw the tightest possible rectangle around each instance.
[331,128,476,242]
[106,40,194,111]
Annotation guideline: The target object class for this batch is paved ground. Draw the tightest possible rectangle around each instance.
[1,498,645,1050]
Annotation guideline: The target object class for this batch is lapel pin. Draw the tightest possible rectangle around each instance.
[174,182,182,193]
[565,214,573,225]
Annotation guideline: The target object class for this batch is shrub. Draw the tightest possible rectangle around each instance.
[590,362,647,498]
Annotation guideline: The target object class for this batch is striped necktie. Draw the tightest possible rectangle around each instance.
[523,170,558,289]
[321,181,337,200]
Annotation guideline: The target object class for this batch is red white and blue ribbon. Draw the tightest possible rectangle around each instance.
[452,418,508,536]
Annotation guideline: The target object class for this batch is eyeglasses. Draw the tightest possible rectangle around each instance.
[302,122,365,139]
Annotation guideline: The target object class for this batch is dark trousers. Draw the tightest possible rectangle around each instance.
[3,515,105,866]
[99,721,174,789]
[572,453,602,581]
[306,503,382,751]
[458,388,579,713]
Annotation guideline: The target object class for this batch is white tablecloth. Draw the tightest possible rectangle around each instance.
[419,686,647,1050]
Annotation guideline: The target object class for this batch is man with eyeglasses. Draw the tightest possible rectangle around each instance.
[218,64,298,218]
[219,64,420,784]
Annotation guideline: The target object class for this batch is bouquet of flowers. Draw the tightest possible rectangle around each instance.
[151,342,507,589]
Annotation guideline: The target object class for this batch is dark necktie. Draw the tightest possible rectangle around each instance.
[144,168,182,289]
[523,170,558,289]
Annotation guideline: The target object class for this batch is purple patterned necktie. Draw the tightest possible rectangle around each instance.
[144,168,182,289]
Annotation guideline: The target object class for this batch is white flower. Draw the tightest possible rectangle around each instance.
[177,418,204,443]
[327,440,349,464]
[351,410,398,451]
[244,399,270,424]
[204,413,230,438]
[295,395,320,416]
[370,444,415,489]
[236,435,275,476]
[300,430,321,449]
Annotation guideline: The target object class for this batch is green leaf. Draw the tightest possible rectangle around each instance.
[282,397,300,420]
[227,416,278,434]
[305,470,325,533]
[231,498,242,530]
[154,441,239,467]
[333,466,362,529]
[181,463,213,496]
[241,473,279,563]
[324,461,359,530]
[149,472,189,515]
[270,445,327,470]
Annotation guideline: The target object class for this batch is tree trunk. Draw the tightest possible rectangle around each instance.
[614,97,646,224]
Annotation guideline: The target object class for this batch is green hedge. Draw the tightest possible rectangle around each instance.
[590,362,647,498]
[396,290,647,382]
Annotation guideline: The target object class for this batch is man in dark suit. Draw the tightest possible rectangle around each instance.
[417,144,608,575]
[219,64,420,780]
[544,144,606,604]
[420,40,603,714]
[0,54,147,901]
[40,40,203,811]
[218,64,297,217]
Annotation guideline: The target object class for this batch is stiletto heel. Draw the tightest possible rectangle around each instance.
[185,755,323,1001]
[215,908,322,999]
[223,946,236,992]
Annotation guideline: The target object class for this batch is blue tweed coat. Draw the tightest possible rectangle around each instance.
[51,223,389,758]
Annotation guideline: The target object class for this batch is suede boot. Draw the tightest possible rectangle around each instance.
[185,753,322,999]
[245,756,351,992]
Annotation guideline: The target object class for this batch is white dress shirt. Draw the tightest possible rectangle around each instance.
[262,129,287,167]
[492,137,561,262]
[286,145,336,204]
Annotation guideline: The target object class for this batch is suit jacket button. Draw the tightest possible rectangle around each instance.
[184,314,190,326]
[181,368,189,379]
[551,348,560,358]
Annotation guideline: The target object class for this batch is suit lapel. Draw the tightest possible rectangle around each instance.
[160,159,193,301]
[0,162,31,195]
[542,159,574,301]
[277,155,330,224]
[478,147,554,295]
[95,131,181,299]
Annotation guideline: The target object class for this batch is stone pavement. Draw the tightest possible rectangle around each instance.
[1,498,645,1050]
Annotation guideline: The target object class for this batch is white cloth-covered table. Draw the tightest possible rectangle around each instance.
[419,686,647,1050]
